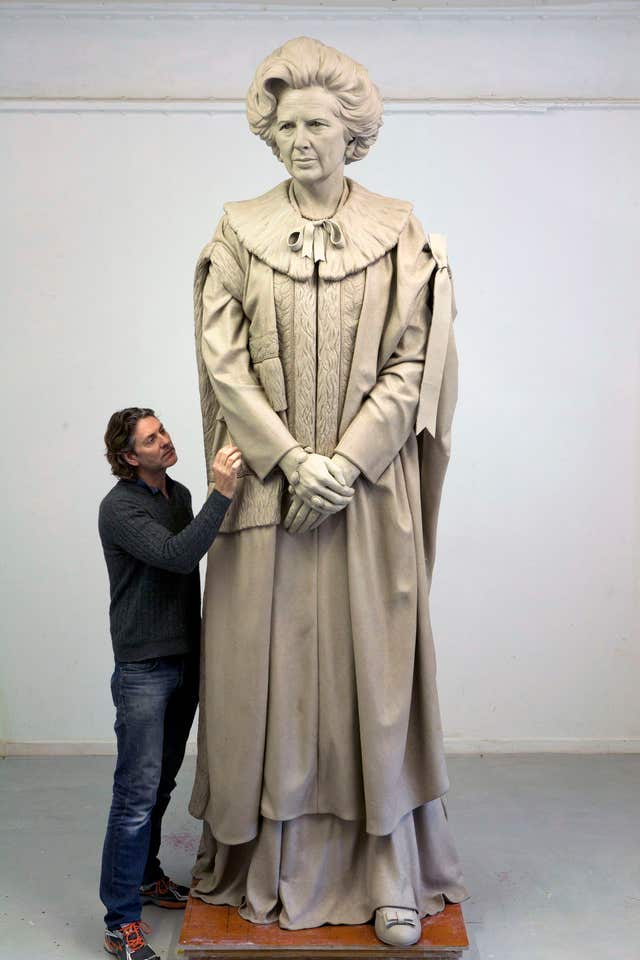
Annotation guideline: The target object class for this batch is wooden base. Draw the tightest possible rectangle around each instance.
[178,897,468,959]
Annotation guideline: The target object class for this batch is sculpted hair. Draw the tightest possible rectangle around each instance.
[246,36,383,164]
[104,407,156,480]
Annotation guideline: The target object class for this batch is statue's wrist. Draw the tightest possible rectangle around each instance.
[279,445,308,483]
[332,453,360,486]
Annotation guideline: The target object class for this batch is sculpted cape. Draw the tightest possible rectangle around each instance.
[190,178,458,845]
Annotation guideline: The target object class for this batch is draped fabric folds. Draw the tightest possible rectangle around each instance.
[193,803,467,930]
[190,178,467,928]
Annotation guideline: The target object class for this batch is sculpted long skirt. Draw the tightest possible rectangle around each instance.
[189,455,467,927]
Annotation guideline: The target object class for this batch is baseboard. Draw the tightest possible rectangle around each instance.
[443,738,640,755]
[0,740,199,757]
[2,738,639,757]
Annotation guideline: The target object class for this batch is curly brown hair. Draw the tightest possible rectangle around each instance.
[104,407,155,480]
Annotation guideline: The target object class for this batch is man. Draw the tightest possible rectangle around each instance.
[98,407,241,960]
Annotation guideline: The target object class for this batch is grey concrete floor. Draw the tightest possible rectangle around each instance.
[0,756,638,959]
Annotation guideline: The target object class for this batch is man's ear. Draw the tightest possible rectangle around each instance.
[122,451,139,468]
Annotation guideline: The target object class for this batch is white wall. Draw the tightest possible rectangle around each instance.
[1,1,639,753]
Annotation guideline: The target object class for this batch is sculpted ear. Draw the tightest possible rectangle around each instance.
[345,138,357,162]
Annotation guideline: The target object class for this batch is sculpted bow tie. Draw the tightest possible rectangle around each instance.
[288,218,345,263]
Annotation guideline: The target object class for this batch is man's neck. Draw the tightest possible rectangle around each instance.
[136,467,168,498]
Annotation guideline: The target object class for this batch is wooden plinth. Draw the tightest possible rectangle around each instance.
[178,897,468,959]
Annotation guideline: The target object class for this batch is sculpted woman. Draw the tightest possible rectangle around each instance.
[189,37,467,946]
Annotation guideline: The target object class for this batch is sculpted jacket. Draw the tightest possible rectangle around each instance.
[191,178,458,844]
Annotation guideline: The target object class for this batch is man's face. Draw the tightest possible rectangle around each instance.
[124,416,177,474]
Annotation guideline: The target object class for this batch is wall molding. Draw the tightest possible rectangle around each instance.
[2,97,640,114]
[1,1,639,20]
[3,3,637,102]
[3,738,640,757]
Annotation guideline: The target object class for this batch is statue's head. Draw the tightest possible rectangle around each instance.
[246,37,383,171]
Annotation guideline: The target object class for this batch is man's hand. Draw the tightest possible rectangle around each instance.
[212,445,242,498]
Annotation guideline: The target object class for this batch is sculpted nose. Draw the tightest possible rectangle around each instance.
[293,125,309,150]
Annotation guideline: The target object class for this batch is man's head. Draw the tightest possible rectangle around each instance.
[105,407,177,480]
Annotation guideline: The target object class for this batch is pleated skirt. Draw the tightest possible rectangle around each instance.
[192,801,467,929]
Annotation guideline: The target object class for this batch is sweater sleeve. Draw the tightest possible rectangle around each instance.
[99,489,231,575]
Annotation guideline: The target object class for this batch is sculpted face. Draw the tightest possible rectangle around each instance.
[274,86,350,189]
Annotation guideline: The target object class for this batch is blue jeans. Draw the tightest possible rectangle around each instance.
[99,653,199,929]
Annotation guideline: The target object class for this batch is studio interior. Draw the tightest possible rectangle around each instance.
[1,3,638,959]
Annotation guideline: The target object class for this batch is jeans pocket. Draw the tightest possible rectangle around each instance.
[119,658,159,673]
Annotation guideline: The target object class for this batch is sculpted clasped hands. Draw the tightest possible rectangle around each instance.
[279,447,360,534]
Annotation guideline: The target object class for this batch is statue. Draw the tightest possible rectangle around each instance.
[189,37,467,947]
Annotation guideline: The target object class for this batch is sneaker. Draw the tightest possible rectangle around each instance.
[139,875,190,909]
[104,920,159,960]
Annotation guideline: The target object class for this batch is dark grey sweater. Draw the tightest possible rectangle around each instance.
[98,476,230,662]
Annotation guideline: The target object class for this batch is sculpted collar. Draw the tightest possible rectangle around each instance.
[223,178,413,281]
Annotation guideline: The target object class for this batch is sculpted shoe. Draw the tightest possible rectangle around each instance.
[104,920,159,960]
[139,875,190,908]
[374,907,421,947]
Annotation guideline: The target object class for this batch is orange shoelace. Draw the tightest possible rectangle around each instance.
[121,919,151,952]
[153,878,171,895]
